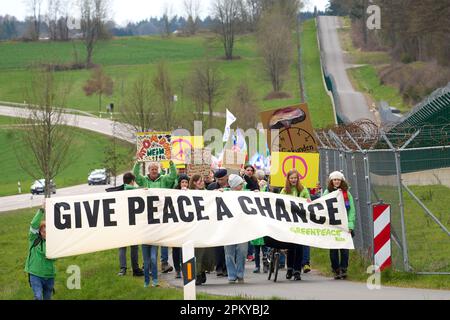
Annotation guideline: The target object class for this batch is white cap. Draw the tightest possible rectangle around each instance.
[329,171,345,181]
[228,174,245,189]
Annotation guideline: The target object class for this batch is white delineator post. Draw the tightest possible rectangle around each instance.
[373,204,392,271]
[182,241,196,300]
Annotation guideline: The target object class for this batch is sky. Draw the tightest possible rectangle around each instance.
[0,0,329,25]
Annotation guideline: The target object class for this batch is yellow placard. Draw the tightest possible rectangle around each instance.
[161,136,204,169]
[270,152,320,188]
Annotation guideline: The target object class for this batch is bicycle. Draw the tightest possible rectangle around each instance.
[267,248,281,282]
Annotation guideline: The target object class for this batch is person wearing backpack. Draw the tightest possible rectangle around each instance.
[322,171,356,280]
[25,202,56,300]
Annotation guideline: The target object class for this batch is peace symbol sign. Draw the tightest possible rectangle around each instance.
[282,155,308,179]
[171,139,193,162]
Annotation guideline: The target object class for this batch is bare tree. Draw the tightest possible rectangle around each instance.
[257,10,294,93]
[213,0,240,60]
[79,0,110,67]
[120,72,157,133]
[184,0,201,35]
[186,59,225,127]
[46,0,60,40]
[83,66,114,113]
[161,3,173,38]
[153,61,174,131]
[25,0,43,40]
[16,69,74,198]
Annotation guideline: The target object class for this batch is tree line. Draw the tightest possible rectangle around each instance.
[326,0,450,66]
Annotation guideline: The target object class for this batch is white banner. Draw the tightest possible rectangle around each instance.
[46,190,354,259]
[222,109,237,143]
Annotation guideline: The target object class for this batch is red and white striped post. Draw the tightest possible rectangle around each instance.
[373,204,392,271]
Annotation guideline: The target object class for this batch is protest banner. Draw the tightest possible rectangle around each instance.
[270,152,320,188]
[260,104,318,153]
[136,132,172,162]
[46,189,354,259]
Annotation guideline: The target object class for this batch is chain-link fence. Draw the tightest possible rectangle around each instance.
[318,141,450,274]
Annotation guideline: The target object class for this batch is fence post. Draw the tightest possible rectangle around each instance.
[383,131,410,272]
[394,150,410,271]
[363,151,373,248]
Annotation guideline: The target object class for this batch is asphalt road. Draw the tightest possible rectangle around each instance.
[317,16,375,123]
[164,260,450,300]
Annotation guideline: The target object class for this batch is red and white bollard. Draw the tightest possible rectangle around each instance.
[373,204,392,271]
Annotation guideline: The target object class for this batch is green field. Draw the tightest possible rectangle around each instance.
[0,207,240,300]
[337,17,410,112]
[349,66,410,113]
[0,21,333,129]
[0,115,134,196]
[312,184,450,289]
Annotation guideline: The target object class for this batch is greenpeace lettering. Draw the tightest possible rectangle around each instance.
[46,189,354,259]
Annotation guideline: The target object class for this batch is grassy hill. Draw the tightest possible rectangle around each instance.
[0,115,134,196]
[0,20,334,129]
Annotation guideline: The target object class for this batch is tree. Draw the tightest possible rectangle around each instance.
[25,0,43,40]
[16,68,74,198]
[153,61,174,131]
[102,121,126,187]
[213,0,240,60]
[229,81,259,129]
[184,0,201,35]
[186,59,225,127]
[120,72,157,133]
[161,3,173,38]
[257,10,293,93]
[80,0,110,67]
[83,67,114,113]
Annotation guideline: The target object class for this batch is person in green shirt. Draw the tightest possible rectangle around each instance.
[280,169,311,281]
[25,202,56,300]
[117,173,144,277]
[323,171,356,280]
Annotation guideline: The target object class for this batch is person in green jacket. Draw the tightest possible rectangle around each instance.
[323,171,356,280]
[280,169,311,281]
[134,160,177,275]
[133,160,178,189]
[25,203,56,300]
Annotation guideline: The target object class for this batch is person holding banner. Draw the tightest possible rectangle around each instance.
[25,203,56,300]
[280,169,311,281]
[172,174,191,279]
[207,169,230,277]
[222,174,249,284]
[323,172,356,280]
[189,174,216,286]
[113,173,144,277]
[133,160,178,285]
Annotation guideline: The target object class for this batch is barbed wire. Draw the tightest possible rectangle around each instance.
[316,119,450,150]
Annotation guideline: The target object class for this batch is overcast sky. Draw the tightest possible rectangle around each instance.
[0,0,329,25]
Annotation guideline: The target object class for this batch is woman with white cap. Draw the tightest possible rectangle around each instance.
[222,174,249,284]
[323,171,356,280]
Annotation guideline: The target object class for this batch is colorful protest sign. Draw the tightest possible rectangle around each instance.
[46,189,354,259]
[270,152,320,188]
[136,132,172,162]
[161,136,204,169]
[260,104,318,153]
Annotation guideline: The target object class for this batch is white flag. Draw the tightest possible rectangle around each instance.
[223,109,237,142]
